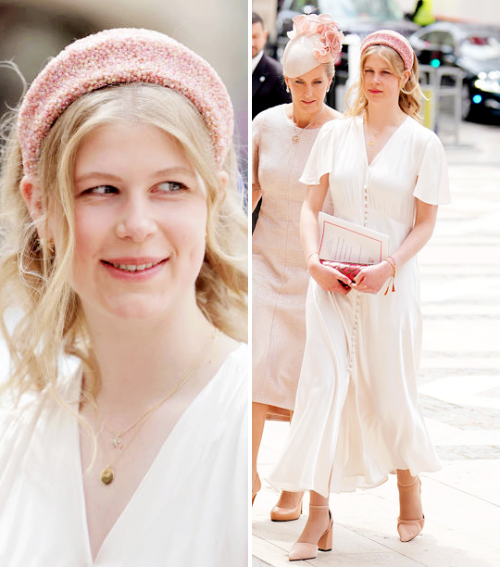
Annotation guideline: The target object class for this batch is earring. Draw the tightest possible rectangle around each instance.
[327,87,330,93]
[286,86,290,93]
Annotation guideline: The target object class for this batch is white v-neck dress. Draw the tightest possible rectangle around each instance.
[268,116,451,497]
[0,344,248,566]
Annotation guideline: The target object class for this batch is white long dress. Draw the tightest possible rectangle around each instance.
[268,116,451,497]
[0,344,248,566]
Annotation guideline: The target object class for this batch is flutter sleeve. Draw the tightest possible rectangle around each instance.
[413,132,451,205]
[299,120,337,186]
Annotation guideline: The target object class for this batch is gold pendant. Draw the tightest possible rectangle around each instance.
[100,465,115,485]
[292,135,299,143]
[369,140,374,146]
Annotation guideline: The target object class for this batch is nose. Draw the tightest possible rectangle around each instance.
[115,196,157,242]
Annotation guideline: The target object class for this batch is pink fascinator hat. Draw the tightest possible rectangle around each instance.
[282,14,343,78]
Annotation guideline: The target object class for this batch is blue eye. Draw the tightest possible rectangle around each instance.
[157,181,187,193]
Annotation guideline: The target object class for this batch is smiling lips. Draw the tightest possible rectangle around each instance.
[101,257,168,274]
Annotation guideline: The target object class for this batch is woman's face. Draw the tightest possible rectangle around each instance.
[286,65,331,115]
[362,54,403,107]
[68,121,208,321]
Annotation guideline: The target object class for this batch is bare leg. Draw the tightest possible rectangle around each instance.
[253,403,305,512]
[272,409,303,510]
[396,469,423,520]
[252,402,268,494]
[295,491,330,544]
[396,469,424,542]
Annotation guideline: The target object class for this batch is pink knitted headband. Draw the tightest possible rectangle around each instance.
[17,28,233,174]
[360,30,414,72]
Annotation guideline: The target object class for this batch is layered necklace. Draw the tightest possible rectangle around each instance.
[291,106,324,143]
[96,328,219,485]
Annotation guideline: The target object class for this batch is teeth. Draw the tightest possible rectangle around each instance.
[110,261,159,272]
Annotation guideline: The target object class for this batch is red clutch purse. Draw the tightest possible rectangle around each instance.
[320,260,370,282]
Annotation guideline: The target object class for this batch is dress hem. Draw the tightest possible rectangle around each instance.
[267,461,443,498]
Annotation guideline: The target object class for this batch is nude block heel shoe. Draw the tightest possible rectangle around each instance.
[397,476,425,542]
[270,491,304,522]
[289,505,333,562]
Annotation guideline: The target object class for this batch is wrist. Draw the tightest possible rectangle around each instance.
[383,256,397,295]
[383,256,396,277]
[382,259,393,277]
[307,252,320,272]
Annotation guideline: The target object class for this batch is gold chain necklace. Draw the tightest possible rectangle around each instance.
[97,328,219,485]
[365,123,389,146]
[291,106,324,143]
[364,113,405,146]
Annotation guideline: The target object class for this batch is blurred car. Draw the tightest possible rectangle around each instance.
[274,0,418,106]
[409,22,500,120]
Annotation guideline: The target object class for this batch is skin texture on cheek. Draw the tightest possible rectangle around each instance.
[69,121,210,322]
[362,54,406,105]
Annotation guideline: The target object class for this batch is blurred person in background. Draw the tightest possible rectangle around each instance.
[0,28,247,566]
[252,10,291,232]
[252,14,343,522]
[407,0,435,26]
[252,11,291,120]
[268,30,450,561]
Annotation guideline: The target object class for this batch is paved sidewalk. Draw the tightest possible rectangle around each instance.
[252,120,500,567]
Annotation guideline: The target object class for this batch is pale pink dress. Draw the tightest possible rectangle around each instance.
[252,104,334,419]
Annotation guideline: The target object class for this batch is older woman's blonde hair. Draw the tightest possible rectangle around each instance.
[0,83,247,403]
[346,44,423,122]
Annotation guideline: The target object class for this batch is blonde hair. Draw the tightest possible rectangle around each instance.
[323,61,336,80]
[346,45,423,122]
[0,83,247,402]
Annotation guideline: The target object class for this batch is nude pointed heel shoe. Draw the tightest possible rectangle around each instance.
[252,474,261,506]
[270,491,304,522]
[397,476,425,542]
[289,505,333,562]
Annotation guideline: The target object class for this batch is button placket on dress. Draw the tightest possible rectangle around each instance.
[348,180,369,376]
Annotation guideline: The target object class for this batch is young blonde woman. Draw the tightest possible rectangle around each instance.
[268,30,451,561]
[0,29,247,565]
[252,15,343,518]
